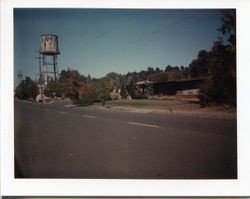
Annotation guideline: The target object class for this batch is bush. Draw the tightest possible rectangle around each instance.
[15,77,39,100]
[133,93,148,99]
[78,80,98,105]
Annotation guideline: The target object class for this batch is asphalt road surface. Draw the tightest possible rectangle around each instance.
[14,100,237,179]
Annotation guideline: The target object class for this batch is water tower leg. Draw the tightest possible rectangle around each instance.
[53,55,58,81]
[42,55,48,86]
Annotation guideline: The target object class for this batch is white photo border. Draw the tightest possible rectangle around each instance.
[1,0,250,197]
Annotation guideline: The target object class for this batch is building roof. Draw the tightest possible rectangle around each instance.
[136,80,153,85]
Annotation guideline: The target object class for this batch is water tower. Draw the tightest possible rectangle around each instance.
[39,34,60,85]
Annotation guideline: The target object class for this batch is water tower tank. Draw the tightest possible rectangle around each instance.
[40,34,60,55]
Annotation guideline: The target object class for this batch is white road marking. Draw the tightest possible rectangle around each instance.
[81,115,96,119]
[128,121,160,128]
[58,111,67,114]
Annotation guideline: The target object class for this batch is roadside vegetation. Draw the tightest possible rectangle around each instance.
[15,76,39,101]
[15,10,236,108]
[94,99,188,108]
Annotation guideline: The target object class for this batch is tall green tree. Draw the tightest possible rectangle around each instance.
[199,9,236,106]
[218,9,236,48]
[103,72,122,92]
[58,69,83,100]
[78,80,98,105]
[148,72,168,82]
[96,81,110,105]
[189,50,211,78]
[15,76,38,100]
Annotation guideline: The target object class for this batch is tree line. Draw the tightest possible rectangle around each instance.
[14,65,193,104]
[15,9,236,106]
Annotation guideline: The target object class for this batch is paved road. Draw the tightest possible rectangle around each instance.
[14,100,237,179]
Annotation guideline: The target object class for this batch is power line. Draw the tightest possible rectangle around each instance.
[97,12,205,65]
[129,13,201,45]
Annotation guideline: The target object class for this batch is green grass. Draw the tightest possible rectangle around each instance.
[91,99,188,109]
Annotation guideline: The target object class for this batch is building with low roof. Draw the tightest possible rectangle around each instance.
[126,78,204,99]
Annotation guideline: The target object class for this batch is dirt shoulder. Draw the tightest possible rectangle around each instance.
[50,98,236,120]
[104,102,236,120]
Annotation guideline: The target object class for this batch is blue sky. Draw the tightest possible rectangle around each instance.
[14,9,223,86]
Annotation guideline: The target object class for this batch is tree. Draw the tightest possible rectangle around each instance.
[78,79,98,105]
[120,83,127,99]
[155,67,162,73]
[165,65,172,72]
[166,70,183,81]
[218,9,236,44]
[148,72,168,82]
[137,70,148,81]
[96,81,110,105]
[119,77,127,99]
[127,77,136,98]
[58,69,83,100]
[180,65,190,79]
[44,78,61,98]
[189,50,211,78]
[199,9,236,106]
[200,41,236,105]
[147,67,155,74]
[15,76,38,100]
[103,72,122,92]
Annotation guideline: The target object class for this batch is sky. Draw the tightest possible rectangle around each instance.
[14,8,224,86]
